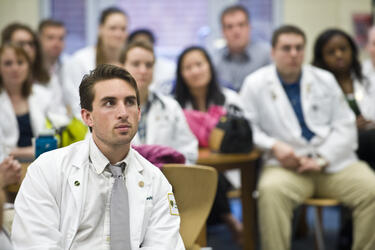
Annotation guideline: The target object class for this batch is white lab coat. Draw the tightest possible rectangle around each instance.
[240,64,358,173]
[149,57,176,95]
[12,138,185,250]
[352,77,375,121]
[0,87,47,155]
[132,92,198,164]
[63,46,96,118]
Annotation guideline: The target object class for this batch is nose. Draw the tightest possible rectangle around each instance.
[116,102,129,120]
[290,47,298,57]
[334,49,343,58]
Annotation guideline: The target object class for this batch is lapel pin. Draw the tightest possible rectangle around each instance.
[271,91,277,100]
[74,180,80,186]
[139,181,144,188]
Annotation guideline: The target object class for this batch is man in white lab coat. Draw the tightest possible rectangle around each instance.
[240,25,375,250]
[12,64,185,250]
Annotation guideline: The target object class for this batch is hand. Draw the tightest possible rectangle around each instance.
[272,141,300,169]
[0,156,22,187]
[356,115,372,130]
[297,156,323,173]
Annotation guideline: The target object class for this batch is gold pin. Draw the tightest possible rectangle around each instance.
[271,91,277,100]
[139,181,144,187]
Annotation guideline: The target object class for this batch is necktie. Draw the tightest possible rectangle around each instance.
[109,162,131,250]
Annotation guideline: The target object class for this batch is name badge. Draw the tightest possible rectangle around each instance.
[167,193,179,216]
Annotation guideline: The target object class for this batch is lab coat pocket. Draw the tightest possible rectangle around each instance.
[309,97,332,125]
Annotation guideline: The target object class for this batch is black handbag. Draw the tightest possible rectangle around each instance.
[209,105,253,153]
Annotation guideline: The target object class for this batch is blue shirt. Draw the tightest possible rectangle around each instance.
[278,73,315,141]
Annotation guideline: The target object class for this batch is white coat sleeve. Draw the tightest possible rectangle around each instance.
[315,78,358,169]
[140,172,185,250]
[240,75,277,150]
[12,154,62,250]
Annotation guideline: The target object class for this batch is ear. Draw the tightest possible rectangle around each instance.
[137,106,141,122]
[81,108,94,128]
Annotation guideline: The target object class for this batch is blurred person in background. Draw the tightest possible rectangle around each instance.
[128,28,176,95]
[38,19,69,106]
[313,28,375,168]
[121,41,198,164]
[65,7,128,118]
[363,26,375,84]
[1,22,66,115]
[212,4,271,92]
[175,45,244,244]
[0,44,49,159]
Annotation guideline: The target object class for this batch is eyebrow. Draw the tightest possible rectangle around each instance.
[99,95,137,103]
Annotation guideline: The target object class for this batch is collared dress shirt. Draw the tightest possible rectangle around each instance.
[70,138,130,249]
[213,41,271,92]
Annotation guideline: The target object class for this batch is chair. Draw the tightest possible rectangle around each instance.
[303,198,341,250]
[162,164,218,250]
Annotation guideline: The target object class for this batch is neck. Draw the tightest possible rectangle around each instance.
[334,71,351,85]
[102,45,122,64]
[278,71,301,84]
[189,86,208,112]
[93,134,130,165]
[44,55,59,72]
[6,85,23,98]
[140,89,149,107]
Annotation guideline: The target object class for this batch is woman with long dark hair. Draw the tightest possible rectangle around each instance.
[313,28,375,167]
[174,46,244,244]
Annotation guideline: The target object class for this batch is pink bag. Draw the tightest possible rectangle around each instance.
[132,144,186,169]
[183,105,226,147]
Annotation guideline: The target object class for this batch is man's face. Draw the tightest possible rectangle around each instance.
[222,10,250,53]
[39,26,66,60]
[81,78,140,149]
[367,28,375,65]
[272,33,305,78]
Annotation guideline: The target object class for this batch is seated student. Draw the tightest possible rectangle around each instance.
[127,29,176,95]
[174,45,243,243]
[312,29,375,167]
[12,64,184,249]
[64,7,128,118]
[1,23,66,115]
[240,25,375,250]
[121,41,198,164]
[0,44,51,159]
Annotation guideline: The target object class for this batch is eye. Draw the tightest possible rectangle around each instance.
[125,98,136,106]
[104,100,115,107]
[146,62,153,69]
[131,61,140,67]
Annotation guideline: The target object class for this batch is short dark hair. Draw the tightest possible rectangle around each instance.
[120,40,155,65]
[312,28,362,81]
[79,64,140,112]
[128,28,155,44]
[271,25,306,48]
[221,4,249,25]
[38,19,65,34]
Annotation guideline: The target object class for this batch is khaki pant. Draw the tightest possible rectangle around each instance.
[257,161,375,250]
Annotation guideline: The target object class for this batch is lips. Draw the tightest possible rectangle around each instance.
[115,124,131,133]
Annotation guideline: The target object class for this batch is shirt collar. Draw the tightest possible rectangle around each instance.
[89,137,131,174]
[223,43,251,61]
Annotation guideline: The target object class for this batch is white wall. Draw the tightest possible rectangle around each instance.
[0,0,40,32]
[283,0,371,62]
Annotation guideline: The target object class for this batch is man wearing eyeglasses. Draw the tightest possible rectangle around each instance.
[240,25,375,250]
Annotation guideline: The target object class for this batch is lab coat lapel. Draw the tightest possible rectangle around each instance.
[66,140,89,248]
[268,69,301,138]
[127,158,150,247]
